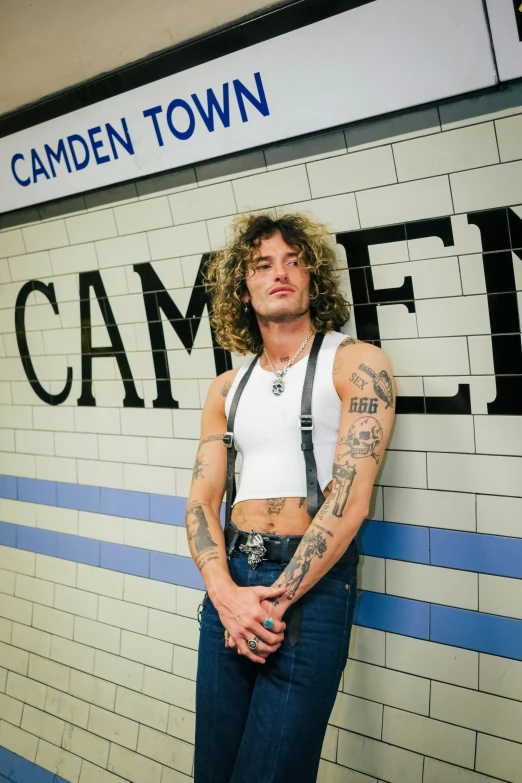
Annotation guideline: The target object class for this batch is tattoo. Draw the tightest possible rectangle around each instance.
[339,416,383,463]
[349,372,368,390]
[349,396,378,414]
[200,434,225,447]
[231,504,245,525]
[359,364,394,409]
[192,455,206,481]
[275,529,328,599]
[220,381,232,398]
[280,356,290,362]
[318,458,357,519]
[333,337,357,375]
[186,502,218,571]
[339,337,356,347]
[298,497,306,508]
[311,522,334,538]
[267,596,280,607]
[266,498,286,515]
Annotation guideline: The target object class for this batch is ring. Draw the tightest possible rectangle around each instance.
[224,629,230,641]
[263,616,275,630]
[247,636,259,650]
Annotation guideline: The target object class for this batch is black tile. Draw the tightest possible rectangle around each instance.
[468,208,510,253]
[482,250,517,294]
[396,395,425,414]
[425,384,471,414]
[351,304,380,341]
[405,216,454,248]
[491,335,522,374]
[487,293,521,335]
[488,375,522,415]
[508,208,522,250]
[336,224,406,269]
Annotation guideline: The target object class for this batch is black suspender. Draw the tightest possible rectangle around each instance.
[222,333,326,531]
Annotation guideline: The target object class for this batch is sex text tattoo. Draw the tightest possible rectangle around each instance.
[186,501,219,572]
[359,363,394,409]
[349,372,368,391]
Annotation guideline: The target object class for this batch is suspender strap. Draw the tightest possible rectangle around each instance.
[300,332,325,518]
[223,354,260,532]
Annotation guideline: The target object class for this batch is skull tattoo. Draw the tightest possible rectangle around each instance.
[339,416,383,463]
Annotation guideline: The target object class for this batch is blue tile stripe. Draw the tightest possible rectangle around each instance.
[0,746,68,783]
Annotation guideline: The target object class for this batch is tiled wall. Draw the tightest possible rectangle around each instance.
[1,79,522,783]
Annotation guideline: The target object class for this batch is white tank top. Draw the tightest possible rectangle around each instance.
[225,331,346,504]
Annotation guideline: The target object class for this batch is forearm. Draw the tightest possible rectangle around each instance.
[185,500,234,599]
[270,500,366,615]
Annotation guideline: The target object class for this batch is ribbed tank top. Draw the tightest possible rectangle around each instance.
[224,331,347,505]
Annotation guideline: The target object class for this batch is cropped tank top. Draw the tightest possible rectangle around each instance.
[224,330,347,505]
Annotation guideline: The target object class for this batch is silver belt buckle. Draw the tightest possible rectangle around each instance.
[239,528,267,569]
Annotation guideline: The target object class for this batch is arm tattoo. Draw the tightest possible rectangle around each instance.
[199,434,225,447]
[298,497,305,508]
[339,337,356,347]
[192,455,207,481]
[317,458,357,519]
[339,416,382,463]
[333,337,357,375]
[186,501,218,571]
[349,372,368,390]
[275,528,328,599]
[349,396,378,414]
[220,380,232,398]
[266,498,286,514]
[359,363,394,409]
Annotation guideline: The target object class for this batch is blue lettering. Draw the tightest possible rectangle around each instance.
[67,134,90,170]
[166,99,195,141]
[233,72,270,123]
[106,118,134,159]
[31,149,51,182]
[88,126,111,165]
[143,106,164,146]
[191,84,230,132]
[45,140,72,177]
[11,153,30,187]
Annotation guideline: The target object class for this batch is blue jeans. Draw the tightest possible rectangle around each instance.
[194,543,358,783]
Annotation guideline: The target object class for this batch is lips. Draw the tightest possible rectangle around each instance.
[269,286,294,295]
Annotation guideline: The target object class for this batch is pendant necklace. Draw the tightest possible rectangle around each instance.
[263,332,313,396]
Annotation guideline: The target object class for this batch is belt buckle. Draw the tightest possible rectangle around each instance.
[239,528,267,569]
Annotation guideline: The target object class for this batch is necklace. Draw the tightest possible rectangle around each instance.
[263,332,313,395]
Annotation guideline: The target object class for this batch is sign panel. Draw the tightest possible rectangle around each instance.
[0,0,496,214]
[486,0,522,81]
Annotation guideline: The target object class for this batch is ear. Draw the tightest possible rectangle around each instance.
[241,291,250,304]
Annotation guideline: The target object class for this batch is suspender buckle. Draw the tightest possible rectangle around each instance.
[299,415,313,430]
[223,432,234,448]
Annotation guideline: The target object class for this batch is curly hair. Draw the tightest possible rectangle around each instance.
[204,212,351,355]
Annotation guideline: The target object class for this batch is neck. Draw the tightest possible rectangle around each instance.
[258,315,314,364]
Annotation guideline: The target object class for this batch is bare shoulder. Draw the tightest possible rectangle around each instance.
[333,339,395,410]
[203,368,241,411]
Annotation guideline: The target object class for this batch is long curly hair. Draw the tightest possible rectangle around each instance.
[204,212,351,355]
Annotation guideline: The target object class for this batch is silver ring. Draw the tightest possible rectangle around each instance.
[247,636,259,650]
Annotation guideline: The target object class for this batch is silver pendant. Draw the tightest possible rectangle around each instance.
[239,529,267,569]
[272,371,284,396]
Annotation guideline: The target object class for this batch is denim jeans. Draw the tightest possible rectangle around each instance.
[194,541,358,783]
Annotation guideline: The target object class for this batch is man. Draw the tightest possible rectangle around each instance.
[186,213,395,783]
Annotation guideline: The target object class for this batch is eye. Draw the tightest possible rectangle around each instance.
[257,264,270,270]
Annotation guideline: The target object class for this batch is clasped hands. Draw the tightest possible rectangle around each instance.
[216,583,288,664]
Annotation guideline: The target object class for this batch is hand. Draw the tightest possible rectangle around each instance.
[215,584,287,664]
[226,595,287,660]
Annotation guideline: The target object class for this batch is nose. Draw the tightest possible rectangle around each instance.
[273,262,289,281]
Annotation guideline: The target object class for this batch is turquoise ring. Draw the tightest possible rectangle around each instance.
[263,616,275,630]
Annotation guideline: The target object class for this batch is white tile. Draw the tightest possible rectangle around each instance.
[0,568,15,595]
[0,641,29,675]
[375,304,418,340]
[428,452,522,496]
[381,336,469,375]
[423,375,498,416]
[480,654,522,702]
[74,617,121,653]
[337,728,423,783]
[22,220,68,252]
[376,450,427,489]
[344,659,429,715]
[0,594,32,625]
[88,704,139,750]
[497,114,522,166]
[0,720,38,761]
[94,650,143,691]
[387,634,478,688]
[54,584,98,620]
[451,160,522,213]
[389,415,474,453]
[424,757,498,783]
[479,574,522,621]
[318,760,377,783]
[370,256,462,299]
[148,610,199,651]
[74,406,120,434]
[143,667,195,712]
[431,680,522,744]
[115,686,169,732]
[137,724,193,775]
[21,704,65,746]
[476,733,522,783]
[36,555,76,587]
[439,83,522,130]
[33,605,73,639]
[66,209,118,244]
[36,740,82,783]
[477,494,522,538]
[169,182,236,224]
[387,561,477,610]
[98,596,148,634]
[276,193,360,234]
[356,176,453,229]
[308,146,396,199]
[98,434,147,463]
[196,150,265,184]
[95,233,150,268]
[8,251,52,282]
[69,670,116,711]
[124,575,177,613]
[416,295,490,338]
[394,123,498,181]
[329,691,382,739]
[108,744,161,783]
[114,198,173,235]
[50,242,98,275]
[50,635,94,674]
[382,706,475,768]
[77,459,123,490]
[358,556,384,594]
[45,686,89,728]
[77,564,124,599]
[11,623,51,657]
[172,645,197,681]
[167,704,195,745]
[80,761,133,783]
[148,222,210,260]
[345,108,440,151]
[383,487,475,531]
[125,519,177,555]
[28,654,69,692]
[233,166,311,211]
[468,336,494,374]
[0,229,25,258]
[475,415,522,457]
[0,691,23,725]
[55,432,98,460]
[63,723,110,767]
[459,254,487,295]
[121,630,173,671]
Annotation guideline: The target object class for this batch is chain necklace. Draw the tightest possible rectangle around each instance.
[263,332,313,396]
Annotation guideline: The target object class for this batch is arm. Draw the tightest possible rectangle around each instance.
[186,372,286,662]
[269,342,395,615]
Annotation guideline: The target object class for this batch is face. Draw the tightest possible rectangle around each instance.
[243,231,311,323]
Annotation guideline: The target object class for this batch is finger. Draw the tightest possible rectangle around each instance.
[250,624,285,646]
[237,638,265,664]
[255,613,286,634]
[254,585,287,601]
